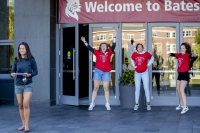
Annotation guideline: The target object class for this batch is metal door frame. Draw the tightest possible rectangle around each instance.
[59,23,79,105]
[148,23,180,106]
[180,23,200,106]
[89,23,121,105]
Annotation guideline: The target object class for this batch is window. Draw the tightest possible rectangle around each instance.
[166,32,170,38]
[172,44,176,52]
[166,44,176,53]
[97,34,106,41]
[172,32,176,38]
[127,34,134,40]
[183,30,192,37]
[0,0,14,40]
[0,0,14,75]
[167,45,170,52]
[186,31,192,36]
[141,33,145,39]
[0,45,14,74]
[108,34,113,40]
[166,32,175,38]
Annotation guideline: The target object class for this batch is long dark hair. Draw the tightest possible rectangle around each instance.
[181,42,191,54]
[99,42,109,52]
[17,42,33,60]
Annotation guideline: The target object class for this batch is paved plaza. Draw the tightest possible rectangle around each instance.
[0,103,200,133]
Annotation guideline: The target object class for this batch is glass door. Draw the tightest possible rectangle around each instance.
[148,23,179,105]
[60,24,79,105]
[89,24,120,105]
[180,23,200,106]
[121,23,147,69]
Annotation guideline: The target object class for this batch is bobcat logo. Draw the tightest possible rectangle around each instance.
[136,57,145,65]
[100,55,107,63]
[65,0,81,21]
[178,58,183,68]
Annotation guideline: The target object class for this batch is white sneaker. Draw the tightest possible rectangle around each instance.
[88,102,95,111]
[105,103,111,111]
[181,107,189,114]
[134,104,139,110]
[147,104,151,111]
[176,105,182,110]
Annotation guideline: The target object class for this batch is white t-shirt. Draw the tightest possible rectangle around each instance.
[127,44,136,59]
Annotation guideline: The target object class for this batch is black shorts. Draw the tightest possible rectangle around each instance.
[177,72,189,81]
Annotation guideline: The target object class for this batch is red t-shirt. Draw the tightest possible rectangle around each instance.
[132,52,152,73]
[175,53,190,72]
[94,49,113,72]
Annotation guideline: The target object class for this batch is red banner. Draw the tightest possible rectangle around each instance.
[59,0,200,23]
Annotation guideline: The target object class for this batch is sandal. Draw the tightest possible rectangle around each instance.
[17,126,24,131]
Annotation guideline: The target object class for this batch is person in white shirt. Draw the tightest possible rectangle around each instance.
[127,39,135,59]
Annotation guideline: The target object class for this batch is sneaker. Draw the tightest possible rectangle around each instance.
[105,103,111,111]
[175,105,182,110]
[181,107,189,114]
[147,104,151,111]
[134,104,139,110]
[88,102,95,111]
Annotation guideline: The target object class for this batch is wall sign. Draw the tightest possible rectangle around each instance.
[59,0,200,23]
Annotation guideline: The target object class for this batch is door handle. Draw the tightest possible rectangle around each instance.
[73,48,75,80]
[90,55,93,80]
[90,61,93,79]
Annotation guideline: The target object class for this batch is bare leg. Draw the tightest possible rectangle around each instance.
[103,82,110,103]
[179,80,188,107]
[23,92,32,130]
[16,94,25,129]
[91,80,100,103]
[176,80,183,106]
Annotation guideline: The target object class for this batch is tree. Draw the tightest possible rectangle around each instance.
[8,4,14,69]
[194,28,200,68]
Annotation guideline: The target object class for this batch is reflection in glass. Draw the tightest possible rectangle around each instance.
[183,27,200,96]
[0,0,14,40]
[0,45,14,74]
[92,27,116,96]
[152,27,176,96]
[122,23,146,65]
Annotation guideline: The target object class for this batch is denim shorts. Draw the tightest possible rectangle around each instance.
[93,68,111,82]
[15,83,33,94]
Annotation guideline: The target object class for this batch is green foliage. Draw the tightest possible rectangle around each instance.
[195,28,200,44]
[167,58,175,70]
[8,6,14,40]
[194,28,200,67]
[120,70,135,86]
[10,45,14,67]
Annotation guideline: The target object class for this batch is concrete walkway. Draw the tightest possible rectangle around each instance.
[0,103,200,133]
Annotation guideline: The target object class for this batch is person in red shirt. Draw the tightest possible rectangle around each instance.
[81,36,116,111]
[131,43,154,111]
[169,42,197,114]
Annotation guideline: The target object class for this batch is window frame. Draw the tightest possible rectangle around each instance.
[0,40,14,78]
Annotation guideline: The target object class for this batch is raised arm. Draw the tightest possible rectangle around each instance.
[81,36,94,53]
[111,37,116,52]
